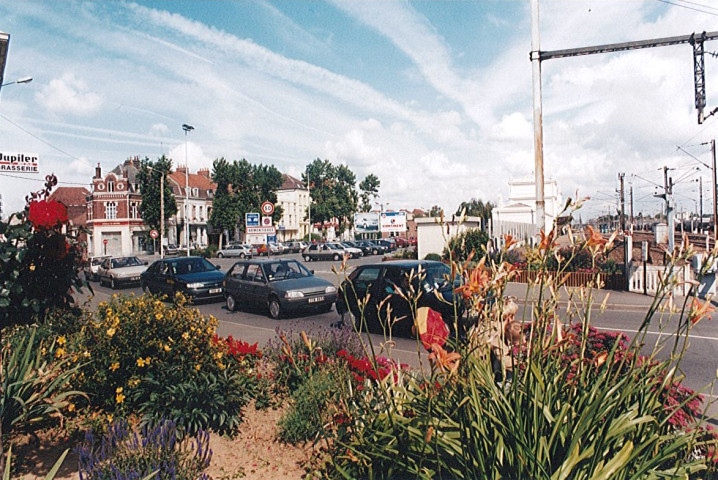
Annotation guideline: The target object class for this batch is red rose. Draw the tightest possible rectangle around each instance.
[28,200,68,230]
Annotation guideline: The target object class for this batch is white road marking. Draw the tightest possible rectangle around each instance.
[594,325,718,342]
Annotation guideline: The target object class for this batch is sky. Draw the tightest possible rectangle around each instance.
[2,0,718,222]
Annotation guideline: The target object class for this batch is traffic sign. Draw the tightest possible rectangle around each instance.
[103,239,108,245]
[262,216,272,227]
[246,212,260,227]
[150,229,159,239]
[261,201,274,215]
[247,226,276,234]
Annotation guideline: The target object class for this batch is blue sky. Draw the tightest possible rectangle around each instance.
[2,0,718,220]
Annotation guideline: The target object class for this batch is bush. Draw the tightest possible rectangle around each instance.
[77,419,211,480]
[0,175,87,327]
[423,253,441,261]
[442,228,489,263]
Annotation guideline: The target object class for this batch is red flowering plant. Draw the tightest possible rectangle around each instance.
[0,175,88,327]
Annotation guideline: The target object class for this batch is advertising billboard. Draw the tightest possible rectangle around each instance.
[0,152,39,173]
[380,211,407,233]
[354,212,379,233]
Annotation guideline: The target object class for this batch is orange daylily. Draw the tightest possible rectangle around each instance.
[455,257,489,300]
[585,225,607,250]
[689,297,715,325]
[428,343,461,374]
[504,234,517,249]
[538,229,555,252]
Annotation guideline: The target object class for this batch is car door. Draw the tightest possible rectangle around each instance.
[98,258,112,283]
[243,263,268,306]
[345,266,382,327]
[377,266,413,334]
[155,260,176,296]
[224,262,247,303]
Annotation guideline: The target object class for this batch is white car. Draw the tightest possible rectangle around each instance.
[216,244,253,258]
[84,255,111,281]
[339,242,363,258]
[98,256,148,289]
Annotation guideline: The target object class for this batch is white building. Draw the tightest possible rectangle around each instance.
[415,216,483,260]
[491,176,563,240]
[276,174,310,241]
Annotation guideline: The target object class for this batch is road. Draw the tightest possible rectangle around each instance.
[79,251,718,419]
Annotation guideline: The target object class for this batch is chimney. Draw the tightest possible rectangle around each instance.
[198,168,210,179]
[176,165,187,174]
[95,163,102,179]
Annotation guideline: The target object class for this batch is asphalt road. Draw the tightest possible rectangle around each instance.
[79,251,718,420]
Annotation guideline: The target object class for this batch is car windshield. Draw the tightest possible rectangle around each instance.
[327,243,343,249]
[424,263,458,290]
[111,257,143,268]
[172,258,216,275]
[266,260,311,281]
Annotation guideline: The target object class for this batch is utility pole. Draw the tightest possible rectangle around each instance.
[712,140,717,240]
[618,172,626,232]
[529,0,545,233]
[629,185,634,232]
[700,176,704,233]
[664,166,675,252]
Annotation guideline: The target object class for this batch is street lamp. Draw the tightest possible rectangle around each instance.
[1,76,31,87]
[182,123,194,257]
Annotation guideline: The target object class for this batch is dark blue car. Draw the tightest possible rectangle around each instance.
[141,256,224,302]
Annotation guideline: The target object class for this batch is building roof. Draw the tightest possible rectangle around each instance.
[168,167,217,198]
[48,186,90,207]
[279,174,306,191]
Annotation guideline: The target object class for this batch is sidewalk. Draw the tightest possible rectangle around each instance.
[504,282,683,312]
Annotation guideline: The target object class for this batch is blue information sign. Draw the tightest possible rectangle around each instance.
[246,212,260,227]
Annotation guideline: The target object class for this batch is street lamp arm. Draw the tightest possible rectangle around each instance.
[1,76,32,87]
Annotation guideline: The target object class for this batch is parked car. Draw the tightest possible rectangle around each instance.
[393,237,410,248]
[141,256,224,302]
[267,242,284,255]
[285,241,308,253]
[253,244,268,256]
[336,260,463,337]
[375,239,396,252]
[97,256,148,289]
[223,258,337,319]
[84,255,111,281]
[302,243,348,262]
[355,240,387,255]
[338,242,363,258]
[216,244,253,258]
[164,244,180,255]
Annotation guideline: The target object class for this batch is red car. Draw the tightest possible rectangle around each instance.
[393,237,410,247]
[252,244,268,256]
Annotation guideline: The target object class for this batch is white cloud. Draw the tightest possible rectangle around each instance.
[35,73,103,116]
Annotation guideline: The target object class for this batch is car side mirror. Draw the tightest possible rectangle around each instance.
[310,269,315,274]
[215,264,221,270]
[144,261,148,265]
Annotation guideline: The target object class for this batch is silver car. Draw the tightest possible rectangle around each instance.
[98,256,148,289]
[216,244,253,258]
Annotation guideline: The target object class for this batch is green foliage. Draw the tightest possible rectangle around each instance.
[428,205,443,217]
[358,174,380,213]
[77,419,211,480]
[390,248,418,260]
[455,198,494,225]
[423,253,441,261]
[137,156,177,231]
[442,228,489,262]
[135,368,251,437]
[3,446,69,480]
[191,245,217,258]
[278,364,351,444]
[303,159,358,235]
[1,327,85,437]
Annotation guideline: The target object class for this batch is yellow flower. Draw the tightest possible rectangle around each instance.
[144,356,151,365]
[55,348,65,358]
[182,331,190,340]
[109,362,120,371]
[195,364,201,371]
[217,362,225,370]
[67,403,76,412]
[128,379,140,388]
[57,336,66,346]
[107,414,113,423]
[83,351,91,358]
[116,393,125,403]
[41,347,47,355]
[136,358,146,367]
[106,327,116,337]
[29,264,36,271]
[163,344,171,352]
[116,387,123,394]
[155,313,163,320]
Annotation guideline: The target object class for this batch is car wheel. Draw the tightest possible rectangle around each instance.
[239,253,245,259]
[333,253,340,261]
[268,296,282,319]
[226,294,237,312]
[217,252,224,258]
[304,254,311,262]
[320,304,333,314]
[373,249,378,255]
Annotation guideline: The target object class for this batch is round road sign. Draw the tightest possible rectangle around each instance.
[261,201,274,215]
[150,229,159,239]
[103,239,108,245]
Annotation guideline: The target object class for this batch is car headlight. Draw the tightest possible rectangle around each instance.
[325,286,337,294]
[286,290,304,299]
[186,282,204,289]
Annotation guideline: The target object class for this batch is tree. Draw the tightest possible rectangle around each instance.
[303,159,358,236]
[358,174,381,212]
[209,158,239,248]
[455,198,494,228]
[137,155,177,231]
[429,205,443,217]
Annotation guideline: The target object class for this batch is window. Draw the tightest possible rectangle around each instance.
[105,202,117,219]
[87,203,93,220]
[354,267,381,290]
[130,202,139,219]
[107,180,115,192]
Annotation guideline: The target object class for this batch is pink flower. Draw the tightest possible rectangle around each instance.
[416,307,449,351]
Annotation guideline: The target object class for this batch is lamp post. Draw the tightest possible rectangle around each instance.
[182,123,194,257]
[1,76,32,87]
[306,168,311,241]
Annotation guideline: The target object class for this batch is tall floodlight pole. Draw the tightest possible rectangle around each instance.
[530,0,546,233]
[0,32,10,100]
[182,124,194,256]
[306,169,311,241]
